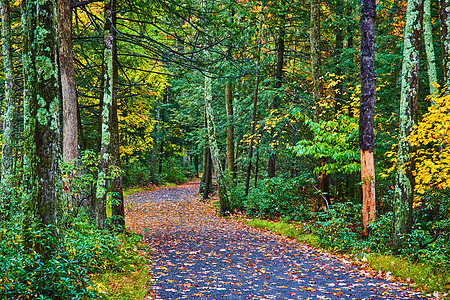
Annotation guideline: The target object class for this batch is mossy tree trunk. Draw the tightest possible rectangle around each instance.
[1,0,17,216]
[359,0,376,237]
[96,0,116,229]
[22,0,63,256]
[424,0,438,95]
[441,0,450,90]
[393,0,423,252]
[204,72,231,214]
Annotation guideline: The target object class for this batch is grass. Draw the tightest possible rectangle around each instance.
[92,267,149,300]
[243,219,319,247]
[365,254,450,294]
[243,218,450,296]
[91,229,151,299]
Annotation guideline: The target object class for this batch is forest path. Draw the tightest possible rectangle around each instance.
[125,181,426,300]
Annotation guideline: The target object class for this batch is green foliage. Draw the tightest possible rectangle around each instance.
[0,222,100,299]
[292,114,360,175]
[315,205,362,252]
[243,176,314,221]
[123,159,158,187]
[163,157,190,184]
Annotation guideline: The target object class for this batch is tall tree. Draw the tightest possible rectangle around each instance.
[441,0,450,90]
[21,0,63,255]
[59,0,79,163]
[225,78,236,182]
[1,0,17,212]
[310,0,328,206]
[359,0,376,238]
[204,69,231,214]
[96,0,116,229]
[393,0,423,251]
[424,0,438,94]
[268,0,286,178]
[110,0,124,227]
[244,1,264,196]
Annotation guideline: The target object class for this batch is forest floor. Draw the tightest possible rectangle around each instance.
[125,181,429,300]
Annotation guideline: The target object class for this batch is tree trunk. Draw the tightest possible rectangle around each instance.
[441,0,450,90]
[96,0,115,229]
[393,0,423,252]
[204,72,231,214]
[268,0,285,178]
[151,109,159,184]
[225,80,236,182]
[1,0,17,214]
[110,6,124,228]
[424,0,438,95]
[202,147,212,200]
[59,0,78,164]
[22,0,63,256]
[245,2,264,196]
[359,0,377,238]
[310,0,328,207]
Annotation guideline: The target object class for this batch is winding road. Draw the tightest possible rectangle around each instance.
[125,181,427,300]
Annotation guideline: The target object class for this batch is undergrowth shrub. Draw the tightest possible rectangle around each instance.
[244,176,313,220]
[163,158,189,184]
[0,221,100,299]
[315,202,362,252]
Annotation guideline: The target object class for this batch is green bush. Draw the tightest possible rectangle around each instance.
[163,158,189,184]
[244,176,313,220]
[315,202,364,252]
[0,222,100,299]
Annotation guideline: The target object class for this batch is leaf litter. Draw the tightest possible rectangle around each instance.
[125,181,431,299]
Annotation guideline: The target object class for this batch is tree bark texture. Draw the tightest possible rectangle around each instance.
[393,0,423,252]
[245,2,264,196]
[441,0,450,89]
[204,72,231,213]
[202,147,212,200]
[96,0,115,229]
[268,0,285,178]
[310,0,328,206]
[110,0,124,227]
[59,0,79,163]
[225,81,236,182]
[359,0,377,237]
[424,0,438,95]
[22,0,63,256]
[1,0,17,211]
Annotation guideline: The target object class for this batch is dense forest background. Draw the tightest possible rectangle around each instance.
[0,0,449,297]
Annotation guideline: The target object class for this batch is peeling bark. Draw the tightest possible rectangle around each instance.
[359,0,377,237]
